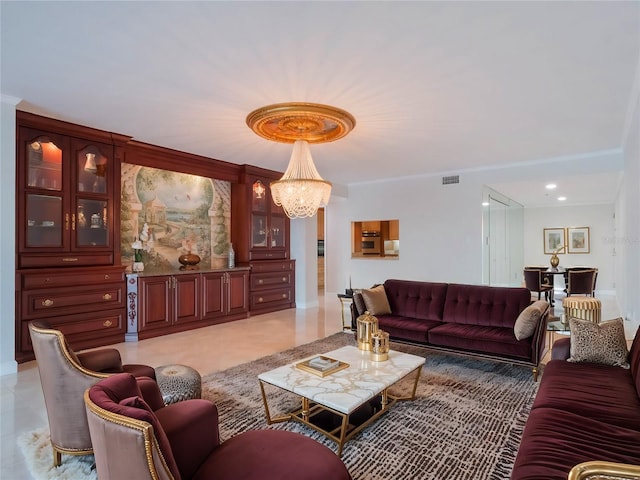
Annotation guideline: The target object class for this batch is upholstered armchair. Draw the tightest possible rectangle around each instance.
[28,320,156,467]
[85,373,352,480]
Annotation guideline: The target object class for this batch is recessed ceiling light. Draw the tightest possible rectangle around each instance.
[558,196,567,201]
[546,183,557,189]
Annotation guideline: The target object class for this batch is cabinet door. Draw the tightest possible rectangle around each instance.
[227,270,249,315]
[174,274,200,324]
[138,276,172,332]
[201,272,225,320]
[248,175,289,260]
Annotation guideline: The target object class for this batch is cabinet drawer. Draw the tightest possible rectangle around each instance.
[20,308,125,354]
[251,272,293,290]
[19,253,114,269]
[250,260,295,273]
[22,267,124,289]
[249,251,287,261]
[22,285,124,319]
[250,288,293,310]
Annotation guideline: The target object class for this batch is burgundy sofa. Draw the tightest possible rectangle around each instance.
[511,328,640,480]
[351,279,549,379]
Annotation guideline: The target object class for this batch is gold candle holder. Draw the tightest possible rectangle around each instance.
[370,330,390,362]
[356,311,378,351]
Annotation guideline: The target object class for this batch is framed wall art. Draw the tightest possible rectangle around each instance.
[543,228,566,254]
[567,227,590,254]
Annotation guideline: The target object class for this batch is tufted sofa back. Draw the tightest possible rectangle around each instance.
[443,283,531,328]
[383,279,448,321]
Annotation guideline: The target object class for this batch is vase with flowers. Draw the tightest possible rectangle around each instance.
[131,223,153,272]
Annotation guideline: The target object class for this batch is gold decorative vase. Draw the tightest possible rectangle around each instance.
[370,330,390,362]
[550,253,560,269]
[356,311,378,351]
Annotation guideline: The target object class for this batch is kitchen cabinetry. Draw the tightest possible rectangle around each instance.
[128,268,249,340]
[16,265,127,363]
[232,166,295,314]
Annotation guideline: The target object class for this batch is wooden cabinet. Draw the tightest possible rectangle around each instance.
[16,112,129,269]
[15,112,132,363]
[232,166,295,315]
[232,166,289,263]
[249,260,296,314]
[16,265,127,363]
[131,269,249,340]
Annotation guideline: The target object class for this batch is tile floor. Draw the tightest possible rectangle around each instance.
[0,291,625,479]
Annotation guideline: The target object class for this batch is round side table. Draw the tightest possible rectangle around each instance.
[155,364,202,405]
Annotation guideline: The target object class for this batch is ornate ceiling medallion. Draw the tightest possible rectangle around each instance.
[246,102,356,144]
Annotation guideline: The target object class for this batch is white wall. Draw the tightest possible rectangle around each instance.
[617,89,640,335]
[523,204,615,293]
[0,96,19,375]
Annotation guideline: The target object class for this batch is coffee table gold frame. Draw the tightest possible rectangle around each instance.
[258,365,422,456]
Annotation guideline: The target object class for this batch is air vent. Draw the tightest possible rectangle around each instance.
[442,175,460,185]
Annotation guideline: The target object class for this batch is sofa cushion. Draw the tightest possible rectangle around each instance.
[442,284,531,328]
[534,360,640,430]
[627,326,640,394]
[360,285,391,315]
[428,323,532,360]
[511,407,640,480]
[383,279,448,321]
[514,300,548,340]
[376,315,441,344]
[568,317,629,368]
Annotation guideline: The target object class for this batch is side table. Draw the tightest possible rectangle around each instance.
[337,293,354,331]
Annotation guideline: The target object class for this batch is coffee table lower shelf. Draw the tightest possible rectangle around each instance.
[258,365,421,457]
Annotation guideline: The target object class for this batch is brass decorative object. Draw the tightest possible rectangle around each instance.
[178,252,201,270]
[370,330,390,362]
[246,102,355,219]
[356,311,379,351]
[550,245,564,269]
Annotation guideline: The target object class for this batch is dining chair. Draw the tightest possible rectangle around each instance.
[566,268,598,296]
[523,268,554,303]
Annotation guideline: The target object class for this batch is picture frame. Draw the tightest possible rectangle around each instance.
[567,227,590,254]
[543,228,566,254]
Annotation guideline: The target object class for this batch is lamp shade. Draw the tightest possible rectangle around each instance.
[270,140,332,219]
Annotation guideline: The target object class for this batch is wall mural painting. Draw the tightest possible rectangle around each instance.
[121,163,231,271]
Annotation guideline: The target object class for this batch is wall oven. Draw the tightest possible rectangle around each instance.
[361,231,381,255]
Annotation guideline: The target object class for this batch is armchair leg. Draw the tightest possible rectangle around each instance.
[532,367,539,382]
[52,446,62,467]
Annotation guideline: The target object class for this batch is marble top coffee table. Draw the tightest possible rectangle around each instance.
[258,345,425,456]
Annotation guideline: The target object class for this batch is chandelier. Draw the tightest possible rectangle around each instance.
[246,102,356,219]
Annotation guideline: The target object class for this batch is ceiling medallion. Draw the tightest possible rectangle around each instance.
[246,102,356,219]
[246,102,356,144]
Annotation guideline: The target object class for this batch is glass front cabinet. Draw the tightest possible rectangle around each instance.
[17,126,115,268]
[248,176,288,260]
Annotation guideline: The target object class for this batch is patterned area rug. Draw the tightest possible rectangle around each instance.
[203,332,539,480]
[18,332,538,480]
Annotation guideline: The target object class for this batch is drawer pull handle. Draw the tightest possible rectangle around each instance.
[62,258,78,262]
[258,297,263,302]
[104,274,110,280]
[282,294,287,298]
[42,299,54,307]
[282,277,286,282]
[103,320,113,327]
[103,293,112,301]
[258,279,264,284]
[45,278,51,283]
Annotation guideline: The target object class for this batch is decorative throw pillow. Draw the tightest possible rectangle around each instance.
[514,300,548,340]
[568,317,630,368]
[361,284,391,315]
[353,291,367,316]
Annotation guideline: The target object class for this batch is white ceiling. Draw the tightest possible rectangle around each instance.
[2,1,638,207]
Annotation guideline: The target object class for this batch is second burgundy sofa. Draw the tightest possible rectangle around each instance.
[351,279,549,379]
